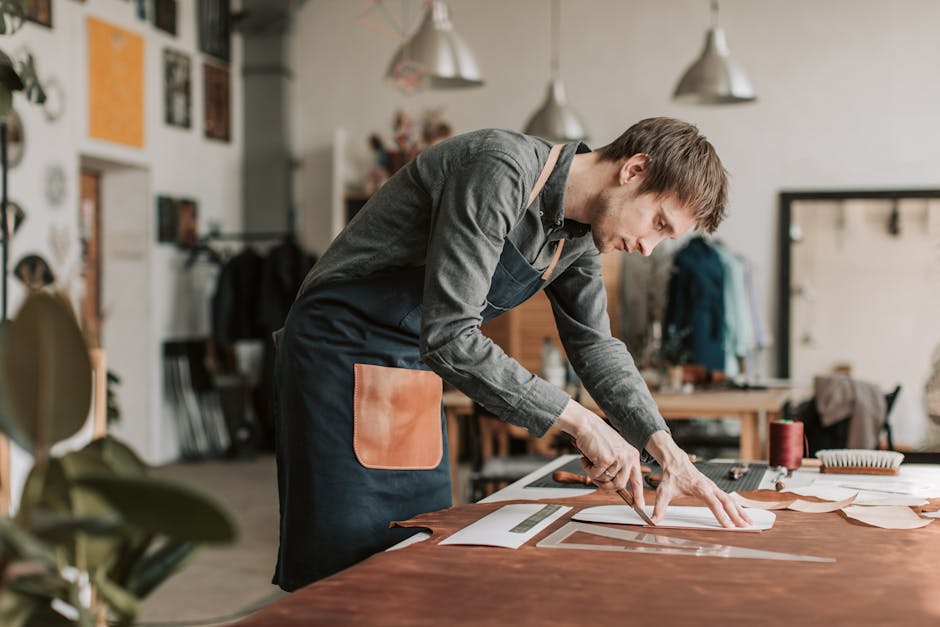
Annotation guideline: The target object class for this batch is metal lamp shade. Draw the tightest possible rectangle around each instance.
[524,78,588,142]
[385,0,483,89]
[673,27,755,104]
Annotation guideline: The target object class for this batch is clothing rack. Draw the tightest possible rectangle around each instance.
[183,230,294,268]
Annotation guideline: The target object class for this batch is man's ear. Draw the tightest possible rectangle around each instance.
[619,153,648,185]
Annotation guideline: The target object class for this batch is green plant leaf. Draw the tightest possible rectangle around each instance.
[74,475,237,543]
[3,292,92,451]
[57,449,132,571]
[106,532,155,590]
[92,570,139,626]
[0,1,26,36]
[17,53,45,106]
[6,573,70,600]
[0,50,24,91]
[0,88,10,118]
[23,604,81,627]
[0,320,32,451]
[0,517,58,564]
[80,436,148,477]
[124,539,196,599]
[15,458,71,526]
[25,512,126,541]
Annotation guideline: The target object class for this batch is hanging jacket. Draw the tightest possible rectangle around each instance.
[258,237,316,334]
[664,237,725,371]
[211,248,265,343]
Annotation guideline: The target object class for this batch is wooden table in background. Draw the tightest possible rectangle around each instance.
[585,388,795,461]
[443,387,795,494]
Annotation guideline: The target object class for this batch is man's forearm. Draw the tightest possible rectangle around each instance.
[644,429,690,467]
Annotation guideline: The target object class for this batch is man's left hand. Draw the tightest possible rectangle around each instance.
[644,431,752,528]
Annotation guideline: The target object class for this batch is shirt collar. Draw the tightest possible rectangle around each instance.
[539,140,592,238]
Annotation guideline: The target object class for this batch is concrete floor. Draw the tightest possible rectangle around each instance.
[139,454,474,625]
[141,455,286,626]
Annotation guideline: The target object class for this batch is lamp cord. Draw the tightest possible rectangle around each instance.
[550,0,560,78]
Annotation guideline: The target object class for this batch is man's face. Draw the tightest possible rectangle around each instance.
[589,160,697,256]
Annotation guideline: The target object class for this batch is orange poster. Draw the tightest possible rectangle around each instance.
[88,17,144,148]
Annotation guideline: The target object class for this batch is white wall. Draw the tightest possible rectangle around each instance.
[6,0,243,507]
[289,0,940,380]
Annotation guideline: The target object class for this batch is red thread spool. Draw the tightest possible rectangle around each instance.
[769,420,804,471]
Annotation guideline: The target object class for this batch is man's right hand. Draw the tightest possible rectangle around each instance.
[554,398,646,512]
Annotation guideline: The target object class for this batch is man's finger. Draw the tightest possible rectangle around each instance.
[629,465,646,510]
[652,484,672,523]
[719,493,752,527]
[704,493,734,528]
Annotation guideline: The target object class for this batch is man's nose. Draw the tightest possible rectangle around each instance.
[638,234,662,256]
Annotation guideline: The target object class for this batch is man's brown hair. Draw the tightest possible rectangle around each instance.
[598,117,728,233]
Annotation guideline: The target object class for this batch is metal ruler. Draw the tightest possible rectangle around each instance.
[536,522,835,563]
[510,504,564,534]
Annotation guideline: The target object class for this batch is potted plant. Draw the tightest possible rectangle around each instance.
[0,291,237,626]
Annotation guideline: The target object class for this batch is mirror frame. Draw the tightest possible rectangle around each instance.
[777,188,940,377]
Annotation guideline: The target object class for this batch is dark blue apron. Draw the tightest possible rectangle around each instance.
[273,147,565,591]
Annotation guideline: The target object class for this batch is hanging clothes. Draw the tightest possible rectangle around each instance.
[258,237,317,335]
[619,238,677,362]
[211,248,265,344]
[713,242,754,377]
[256,237,317,451]
[663,236,725,372]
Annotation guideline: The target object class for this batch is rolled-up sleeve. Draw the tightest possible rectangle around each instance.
[545,249,669,452]
[418,150,570,436]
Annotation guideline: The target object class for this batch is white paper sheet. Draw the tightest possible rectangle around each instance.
[922,510,940,519]
[842,505,933,529]
[439,504,571,549]
[572,505,775,531]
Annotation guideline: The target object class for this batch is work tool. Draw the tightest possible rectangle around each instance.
[537,522,835,563]
[552,469,656,526]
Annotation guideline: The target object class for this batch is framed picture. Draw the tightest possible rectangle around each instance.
[88,18,145,148]
[176,198,198,247]
[163,49,191,129]
[156,195,177,243]
[198,0,231,63]
[154,0,177,36]
[26,0,52,28]
[203,63,230,142]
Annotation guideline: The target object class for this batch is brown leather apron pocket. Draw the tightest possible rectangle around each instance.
[353,363,444,470]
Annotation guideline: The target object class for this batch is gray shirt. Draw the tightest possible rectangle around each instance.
[300,129,667,452]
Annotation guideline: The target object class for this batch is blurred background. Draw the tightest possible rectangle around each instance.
[1,0,939,622]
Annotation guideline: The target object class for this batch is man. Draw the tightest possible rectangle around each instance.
[273,117,751,591]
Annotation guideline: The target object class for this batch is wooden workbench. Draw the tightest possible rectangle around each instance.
[231,460,940,626]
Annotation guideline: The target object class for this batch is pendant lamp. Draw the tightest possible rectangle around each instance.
[523,0,587,142]
[385,0,483,92]
[673,0,756,104]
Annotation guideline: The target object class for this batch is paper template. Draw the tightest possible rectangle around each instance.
[842,505,933,530]
[440,504,571,549]
[572,505,775,532]
[783,484,928,506]
[922,511,940,519]
[731,492,857,513]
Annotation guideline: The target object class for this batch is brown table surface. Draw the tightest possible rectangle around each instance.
[232,489,940,626]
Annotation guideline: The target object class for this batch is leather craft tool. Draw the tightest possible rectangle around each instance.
[727,462,750,481]
[552,470,656,526]
[537,522,835,563]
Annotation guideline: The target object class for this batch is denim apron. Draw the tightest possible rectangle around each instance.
[273,145,565,590]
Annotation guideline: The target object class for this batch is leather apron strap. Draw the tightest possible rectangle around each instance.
[526,143,566,281]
